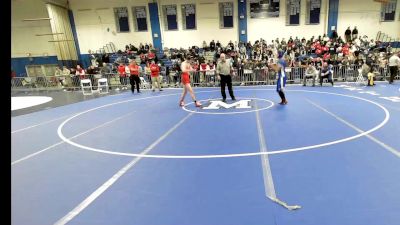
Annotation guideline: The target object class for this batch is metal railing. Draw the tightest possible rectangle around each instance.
[11,65,400,91]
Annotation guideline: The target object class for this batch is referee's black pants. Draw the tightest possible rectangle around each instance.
[389,66,398,84]
[130,75,141,92]
[220,74,235,100]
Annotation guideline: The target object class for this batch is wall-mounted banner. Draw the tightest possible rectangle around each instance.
[380,0,397,21]
[306,0,321,24]
[165,5,177,15]
[114,7,129,32]
[219,2,234,28]
[133,6,147,31]
[135,7,146,19]
[182,4,196,29]
[286,0,300,25]
[163,5,178,30]
[249,0,280,18]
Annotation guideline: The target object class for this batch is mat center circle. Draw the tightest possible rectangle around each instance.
[182,97,274,114]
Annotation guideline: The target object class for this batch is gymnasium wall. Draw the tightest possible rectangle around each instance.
[247,0,328,42]
[11,0,400,76]
[157,0,239,49]
[68,0,153,54]
[337,0,400,41]
[11,0,58,58]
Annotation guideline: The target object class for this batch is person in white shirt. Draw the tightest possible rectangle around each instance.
[303,62,318,86]
[388,52,400,84]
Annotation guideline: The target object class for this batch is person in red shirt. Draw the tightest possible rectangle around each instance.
[200,61,208,84]
[150,61,162,92]
[342,45,350,56]
[117,63,128,90]
[179,55,201,107]
[128,60,141,93]
[208,60,215,70]
[315,41,321,51]
[323,52,331,61]
[75,65,86,79]
[147,51,155,61]
[322,46,329,53]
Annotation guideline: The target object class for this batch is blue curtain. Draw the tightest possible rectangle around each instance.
[119,17,129,32]
[223,16,233,28]
[167,15,177,30]
[137,18,147,31]
[185,14,195,29]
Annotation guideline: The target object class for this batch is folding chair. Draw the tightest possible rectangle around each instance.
[80,79,93,95]
[97,78,109,94]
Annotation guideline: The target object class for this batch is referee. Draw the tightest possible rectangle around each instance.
[216,53,236,102]
[388,52,400,84]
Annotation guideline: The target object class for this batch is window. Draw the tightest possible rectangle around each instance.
[163,5,178,30]
[305,0,321,24]
[380,0,397,22]
[286,0,300,25]
[132,6,148,31]
[182,4,196,30]
[219,2,234,28]
[114,7,130,32]
[249,0,280,18]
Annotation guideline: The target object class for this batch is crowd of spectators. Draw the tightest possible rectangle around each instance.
[26,27,399,89]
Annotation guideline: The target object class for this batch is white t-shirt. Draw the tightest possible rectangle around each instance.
[388,55,400,67]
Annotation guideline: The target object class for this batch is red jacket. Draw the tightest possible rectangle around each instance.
[148,52,155,59]
[150,64,159,77]
[200,63,207,70]
[128,64,140,76]
[118,65,126,77]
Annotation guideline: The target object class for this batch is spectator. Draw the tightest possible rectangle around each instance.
[216,40,221,48]
[210,40,215,51]
[345,27,351,43]
[100,63,110,75]
[117,63,128,90]
[150,60,163,91]
[352,26,358,40]
[55,67,66,87]
[361,61,370,77]
[202,40,207,49]
[367,67,376,86]
[331,29,338,41]
[147,50,155,62]
[102,53,110,64]
[75,65,86,79]
[62,66,70,76]
[388,52,400,84]
[319,62,334,86]
[303,62,318,87]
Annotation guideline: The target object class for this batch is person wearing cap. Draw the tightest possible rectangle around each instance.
[271,51,288,105]
[179,55,202,107]
[216,53,236,102]
[388,52,400,84]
